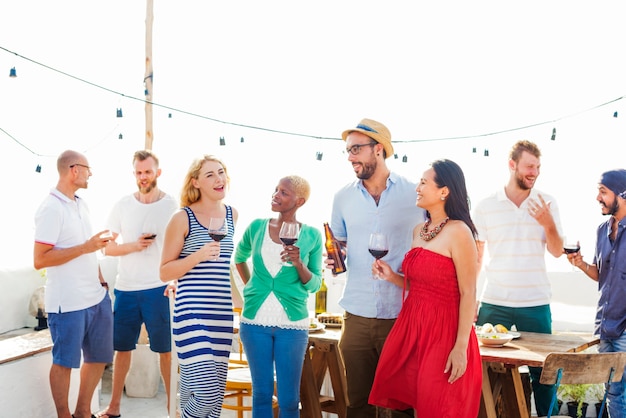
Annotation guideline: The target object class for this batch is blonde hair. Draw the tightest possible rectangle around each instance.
[180,155,230,207]
[283,175,311,202]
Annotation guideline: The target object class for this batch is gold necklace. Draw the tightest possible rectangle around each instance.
[419,217,450,241]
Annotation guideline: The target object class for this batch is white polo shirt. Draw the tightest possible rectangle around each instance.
[473,187,562,307]
[34,188,106,313]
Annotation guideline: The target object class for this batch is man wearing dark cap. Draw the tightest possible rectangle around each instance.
[328,118,425,418]
[567,169,626,417]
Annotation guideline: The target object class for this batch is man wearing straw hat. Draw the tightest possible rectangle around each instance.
[566,169,626,418]
[327,118,425,418]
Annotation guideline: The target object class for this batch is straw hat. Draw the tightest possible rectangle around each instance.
[341,118,394,159]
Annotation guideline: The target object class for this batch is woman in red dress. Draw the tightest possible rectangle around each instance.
[369,159,482,417]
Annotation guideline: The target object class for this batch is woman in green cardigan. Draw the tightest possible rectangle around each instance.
[235,175,323,418]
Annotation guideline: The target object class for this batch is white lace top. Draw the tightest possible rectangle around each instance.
[239,226,310,330]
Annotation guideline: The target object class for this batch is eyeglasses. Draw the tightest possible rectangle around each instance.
[69,163,91,170]
[346,142,377,155]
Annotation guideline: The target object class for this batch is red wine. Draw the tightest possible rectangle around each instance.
[369,249,389,259]
[280,237,298,246]
[563,245,580,254]
[209,233,227,242]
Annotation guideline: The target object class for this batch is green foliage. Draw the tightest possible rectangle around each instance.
[558,384,591,418]
[588,383,606,402]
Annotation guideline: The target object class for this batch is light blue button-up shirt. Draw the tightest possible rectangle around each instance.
[331,172,425,319]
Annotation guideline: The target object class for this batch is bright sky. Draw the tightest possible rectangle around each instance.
[1,1,625,270]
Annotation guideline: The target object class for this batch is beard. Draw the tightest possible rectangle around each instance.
[603,198,620,216]
[356,160,377,180]
[514,171,534,191]
[137,178,157,194]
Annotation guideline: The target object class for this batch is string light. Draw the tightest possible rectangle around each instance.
[316,151,323,161]
[219,136,225,146]
[35,164,41,173]
[484,149,489,157]
[551,127,556,141]
[0,45,624,162]
[118,133,123,140]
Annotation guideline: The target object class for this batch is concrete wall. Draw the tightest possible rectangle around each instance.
[0,349,100,415]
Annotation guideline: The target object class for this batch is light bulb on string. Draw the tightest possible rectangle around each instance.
[116,108,123,118]
[219,136,225,146]
[614,111,618,118]
[316,151,323,161]
[550,127,556,141]
[118,133,123,140]
[484,149,489,157]
[35,164,41,173]
[402,155,408,163]
[9,67,17,77]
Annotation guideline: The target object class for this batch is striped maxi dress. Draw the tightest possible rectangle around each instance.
[174,206,235,418]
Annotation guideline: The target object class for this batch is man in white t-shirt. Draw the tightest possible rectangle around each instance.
[474,140,563,416]
[97,150,178,418]
[34,150,114,418]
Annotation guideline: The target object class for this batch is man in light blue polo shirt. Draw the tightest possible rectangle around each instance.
[330,118,425,418]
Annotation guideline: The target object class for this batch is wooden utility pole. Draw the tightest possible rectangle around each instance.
[144,0,154,150]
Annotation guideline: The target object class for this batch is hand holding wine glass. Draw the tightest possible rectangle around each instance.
[207,217,227,261]
[369,233,389,280]
[141,221,157,253]
[279,222,300,266]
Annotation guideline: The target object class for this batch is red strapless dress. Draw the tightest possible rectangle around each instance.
[369,247,482,417]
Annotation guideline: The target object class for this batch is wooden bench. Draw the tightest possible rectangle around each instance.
[0,329,52,365]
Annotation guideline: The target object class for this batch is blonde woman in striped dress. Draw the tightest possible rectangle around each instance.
[161,155,238,418]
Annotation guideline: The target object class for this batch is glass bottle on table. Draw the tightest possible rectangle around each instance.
[315,273,328,315]
[323,222,346,275]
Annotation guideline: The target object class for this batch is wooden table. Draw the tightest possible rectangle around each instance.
[479,331,599,418]
[300,327,347,418]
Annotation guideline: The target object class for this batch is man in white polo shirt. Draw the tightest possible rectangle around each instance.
[34,150,113,418]
[474,140,563,416]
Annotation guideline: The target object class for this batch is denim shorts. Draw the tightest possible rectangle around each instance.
[113,285,171,352]
[48,293,114,368]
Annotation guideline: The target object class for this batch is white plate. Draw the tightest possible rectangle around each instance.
[477,333,514,347]
[308,322,326,333]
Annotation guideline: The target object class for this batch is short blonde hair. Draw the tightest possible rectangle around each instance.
[180,155,230,207]
[282,175,310,202]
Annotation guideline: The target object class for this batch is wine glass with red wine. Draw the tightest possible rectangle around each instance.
[279,222,300,266]
[563,237,580,254]
[369,233,389,280]
[208,217,228,242]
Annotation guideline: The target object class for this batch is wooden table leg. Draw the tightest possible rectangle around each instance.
[479,362,498,418]
[300,345,323,418]
[326,344,347,418]
[509,368,530,418]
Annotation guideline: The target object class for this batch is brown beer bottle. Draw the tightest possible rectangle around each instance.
[323,222,347,275]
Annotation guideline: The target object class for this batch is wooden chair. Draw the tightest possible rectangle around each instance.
[539,352,626,418]
[222,307,279,418]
